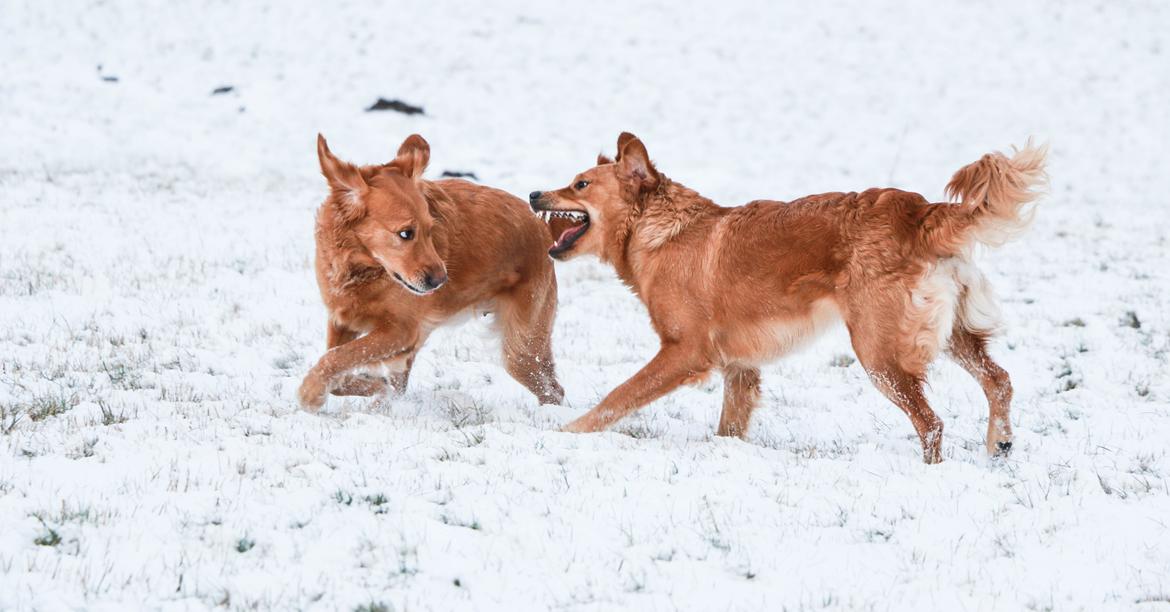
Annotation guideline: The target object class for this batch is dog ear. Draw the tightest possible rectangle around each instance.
[597,153,614,166]
[391,134,430,180]
[614,132,637,161]
[613,131,641,161]
[617,136,659,191]
[317,134,367,218]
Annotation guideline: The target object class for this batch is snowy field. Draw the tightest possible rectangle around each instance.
[2,1,1169,610]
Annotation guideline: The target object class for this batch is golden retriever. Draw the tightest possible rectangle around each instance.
[298,134,564,410]
[530,132,1045,463]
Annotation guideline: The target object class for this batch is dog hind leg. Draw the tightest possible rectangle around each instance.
[947,327,1014,456]
[717,364,761,438]
[496,275,565,405]
[859,357,945,464]
[846,288,947,464]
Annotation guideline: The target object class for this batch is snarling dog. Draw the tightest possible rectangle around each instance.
[298,134,564,411]
[530,133,1046,463]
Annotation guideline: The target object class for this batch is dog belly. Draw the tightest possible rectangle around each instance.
[716,298,842,365]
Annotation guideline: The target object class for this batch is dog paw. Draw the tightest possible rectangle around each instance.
[922,445,944,465]
[539,387,566,407]
[297,375,328,412]
[560,417,594,433]
[994,440,1013,456]
[330,372,389,397]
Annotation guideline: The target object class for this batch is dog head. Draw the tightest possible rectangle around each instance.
[317,133,448,294]
[529,132,659,260]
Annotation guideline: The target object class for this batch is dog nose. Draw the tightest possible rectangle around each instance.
[423,270,447,290]
[529,191,543,204]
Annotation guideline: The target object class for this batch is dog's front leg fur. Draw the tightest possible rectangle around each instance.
[563,343,710,433]
[298,324,418,411]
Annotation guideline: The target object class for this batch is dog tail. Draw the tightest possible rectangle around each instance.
[945,140,1049,247]
[931,140,1048,252]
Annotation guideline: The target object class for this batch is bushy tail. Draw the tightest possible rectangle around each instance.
[942,140,1048,248]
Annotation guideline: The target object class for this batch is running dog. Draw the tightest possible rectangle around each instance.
[529,133,1045,463]
[298,134,564,410]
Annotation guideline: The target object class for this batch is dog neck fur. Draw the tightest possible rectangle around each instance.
[607,176,718,281]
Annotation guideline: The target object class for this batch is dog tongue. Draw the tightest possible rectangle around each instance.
[545,215,576,243]
[557,226,579,244]
[555,224,584,247]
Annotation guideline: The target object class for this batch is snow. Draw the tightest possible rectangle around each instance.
[2,0,1169,609]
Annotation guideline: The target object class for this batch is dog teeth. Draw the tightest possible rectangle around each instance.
[537,210,587,222]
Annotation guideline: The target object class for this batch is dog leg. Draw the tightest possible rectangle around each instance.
[329,373,388,397]
[326,320,359,349]
[563,344,709,433]
[497,276,565,405]
[947,327,1014,456]
[848,326,944,463]
[717,365,761,438]
[847,282,947,463]
[299,324,417,411]
[384,352,416,395]
[322,321,396,398]
[863,366,944,464]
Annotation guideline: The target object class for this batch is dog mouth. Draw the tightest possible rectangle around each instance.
[536,209,590,256]
[392,272,434,295]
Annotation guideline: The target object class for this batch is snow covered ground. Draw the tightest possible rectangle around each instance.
[2,0,1169,609]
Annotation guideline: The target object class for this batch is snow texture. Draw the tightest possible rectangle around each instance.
[1,1,1168,610]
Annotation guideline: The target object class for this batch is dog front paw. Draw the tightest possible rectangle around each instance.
[297,374,328,412]
[539,383,565,407]
[560,416,596,433]
[330,372,389,397]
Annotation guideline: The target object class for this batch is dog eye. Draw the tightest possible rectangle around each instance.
[398,228,414,240]
[574,180,590,190]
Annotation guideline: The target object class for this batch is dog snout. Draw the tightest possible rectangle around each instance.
[422,268,448,290]
[529,191,543,210]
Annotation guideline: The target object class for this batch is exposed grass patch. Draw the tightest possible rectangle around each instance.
[440,513,481,531]
[616,418,665,439]
[34,528,61,547]
[98,399,131,425]
[3,391,81,424]
[457,427,486,447]
[0,258,78,296]
[443,396,492,430]
[271,350,300,371]
[0,403,22,434]
[102,360,147,390]
[1053,359,1081,393]
[788,439,859,460]
[158,383,204,403]
[68,436,99,459]
[829,353,856,367]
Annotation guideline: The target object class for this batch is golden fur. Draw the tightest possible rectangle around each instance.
[298,134,564,410]
[531,133,1046,463]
